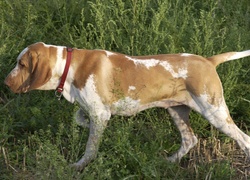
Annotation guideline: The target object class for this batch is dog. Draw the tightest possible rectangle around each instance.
[4,42,250,170]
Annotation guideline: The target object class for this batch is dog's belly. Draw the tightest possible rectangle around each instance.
[110,97,183,116]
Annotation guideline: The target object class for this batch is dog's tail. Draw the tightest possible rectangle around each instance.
[208,50,250,67]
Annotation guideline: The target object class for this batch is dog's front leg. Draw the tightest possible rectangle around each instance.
[72,112,109,171]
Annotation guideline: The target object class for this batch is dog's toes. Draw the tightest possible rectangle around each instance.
[70,163,85,172]
[166,156,176,163]
[166,155,180,163]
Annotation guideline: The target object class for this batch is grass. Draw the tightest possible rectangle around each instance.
[0,0,250,179]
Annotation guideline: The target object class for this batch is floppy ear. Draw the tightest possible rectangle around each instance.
[28,51,52,90]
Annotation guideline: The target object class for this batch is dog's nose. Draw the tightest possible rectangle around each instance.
[4,76,19,93]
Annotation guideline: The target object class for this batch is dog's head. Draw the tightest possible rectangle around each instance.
[4,42,57,93]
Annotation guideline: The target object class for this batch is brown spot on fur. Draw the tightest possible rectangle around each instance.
[226,117,235,124]
[73,50,106,89]
[107,54,189,104]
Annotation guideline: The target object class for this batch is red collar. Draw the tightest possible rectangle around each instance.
[55,47,73,100]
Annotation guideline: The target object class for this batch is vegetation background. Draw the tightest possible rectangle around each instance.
[0,0,250,179]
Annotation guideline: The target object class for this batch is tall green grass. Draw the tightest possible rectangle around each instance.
[0,0,250,179]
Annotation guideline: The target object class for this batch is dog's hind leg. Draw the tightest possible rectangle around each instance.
[191,95,250,158]
[167,105,198,162]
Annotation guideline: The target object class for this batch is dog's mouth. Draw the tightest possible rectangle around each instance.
[6,84,30,94]
[17,85,30,93]
[5,74,30,94]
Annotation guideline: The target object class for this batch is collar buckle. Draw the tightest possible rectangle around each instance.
[55,88,63,100]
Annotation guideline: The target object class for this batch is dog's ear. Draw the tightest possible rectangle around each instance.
[28,50,52,90]
[24,51,37,74]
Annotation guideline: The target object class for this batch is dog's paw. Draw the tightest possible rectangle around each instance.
[166,155,180,163]
[70,162,85,171]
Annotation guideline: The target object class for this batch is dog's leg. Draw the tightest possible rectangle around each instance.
[191,96,250,158]
[75,108,90,128]
[167,105,198,162]
[72,110,110,171]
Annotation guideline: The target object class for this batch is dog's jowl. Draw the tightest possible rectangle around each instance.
[5,42,250,170]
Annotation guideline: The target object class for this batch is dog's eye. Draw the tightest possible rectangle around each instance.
[19,61,25,67]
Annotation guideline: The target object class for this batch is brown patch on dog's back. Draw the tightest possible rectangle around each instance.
[107,54,189,104]
[73,50,106,90]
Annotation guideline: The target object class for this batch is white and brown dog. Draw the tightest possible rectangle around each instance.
[4,42,250,170]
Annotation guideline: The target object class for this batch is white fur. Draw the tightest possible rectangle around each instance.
[160,61,188,79]
[181,53,192,57]
[126,56,188,79]
[9,65,20,78]
[228,50,250,60]
[128,86,136,92]
[111,97,141,115]
[105,50,116,57]
[17,47,28,61]
[75,74,111,121]
[9,48,29,78]
[192,93,229,124]
[126,56,159,69]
